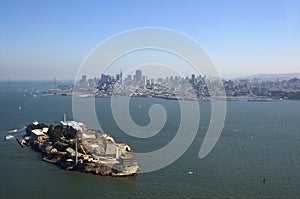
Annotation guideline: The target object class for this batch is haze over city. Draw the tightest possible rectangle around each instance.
[1,0,300,80]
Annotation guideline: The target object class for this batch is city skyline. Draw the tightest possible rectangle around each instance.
[1,0,300,80]
[77,69,300,85]
[51,68,300,100]
[76,69,300,88]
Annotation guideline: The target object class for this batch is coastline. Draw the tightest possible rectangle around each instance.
[17,120,139,177]
[45,90,288,102]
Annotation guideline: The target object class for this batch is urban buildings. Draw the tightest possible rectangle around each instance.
[48,70,300,100]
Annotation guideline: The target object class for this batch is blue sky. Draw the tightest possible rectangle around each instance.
[0,0,299,80]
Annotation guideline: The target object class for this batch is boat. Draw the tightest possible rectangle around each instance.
[4,135,15,140]
[16,138,26,147]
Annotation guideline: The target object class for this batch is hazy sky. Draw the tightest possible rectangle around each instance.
[0,0,300,80]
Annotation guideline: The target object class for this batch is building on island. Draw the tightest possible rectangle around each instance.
[30,128,49,142]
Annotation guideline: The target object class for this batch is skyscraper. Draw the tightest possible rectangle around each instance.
[136,70,142,83]
[120,70,123,85]
[116,70,123,84]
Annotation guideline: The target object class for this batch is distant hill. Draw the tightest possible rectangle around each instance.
[234,73,300,81]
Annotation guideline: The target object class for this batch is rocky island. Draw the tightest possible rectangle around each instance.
[17,119,139,176]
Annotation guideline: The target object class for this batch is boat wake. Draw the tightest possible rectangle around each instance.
[8,129,18,133]
[7,126,26,134]
[4,127,26,140]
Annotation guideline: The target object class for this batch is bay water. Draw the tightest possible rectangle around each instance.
[0,82,299,198]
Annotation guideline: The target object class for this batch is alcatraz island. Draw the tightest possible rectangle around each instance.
[17,115,139,177]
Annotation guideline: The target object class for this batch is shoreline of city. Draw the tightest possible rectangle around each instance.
[45,70,300,101]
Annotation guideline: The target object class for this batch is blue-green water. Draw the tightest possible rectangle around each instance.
[0,82,300,198]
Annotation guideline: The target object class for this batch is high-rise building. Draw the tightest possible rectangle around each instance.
[120,70,123,85]
[100,74,112,84]
[127,75,132,81]
[82,75,87,83]
[79,75,88,88]
[116,70,123,84]
[136,70,142,83]
[191,74,195,82]
[125,75,132,85]
[116,74,120,81]
[142,75,147,85]
[88,79,95,88]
